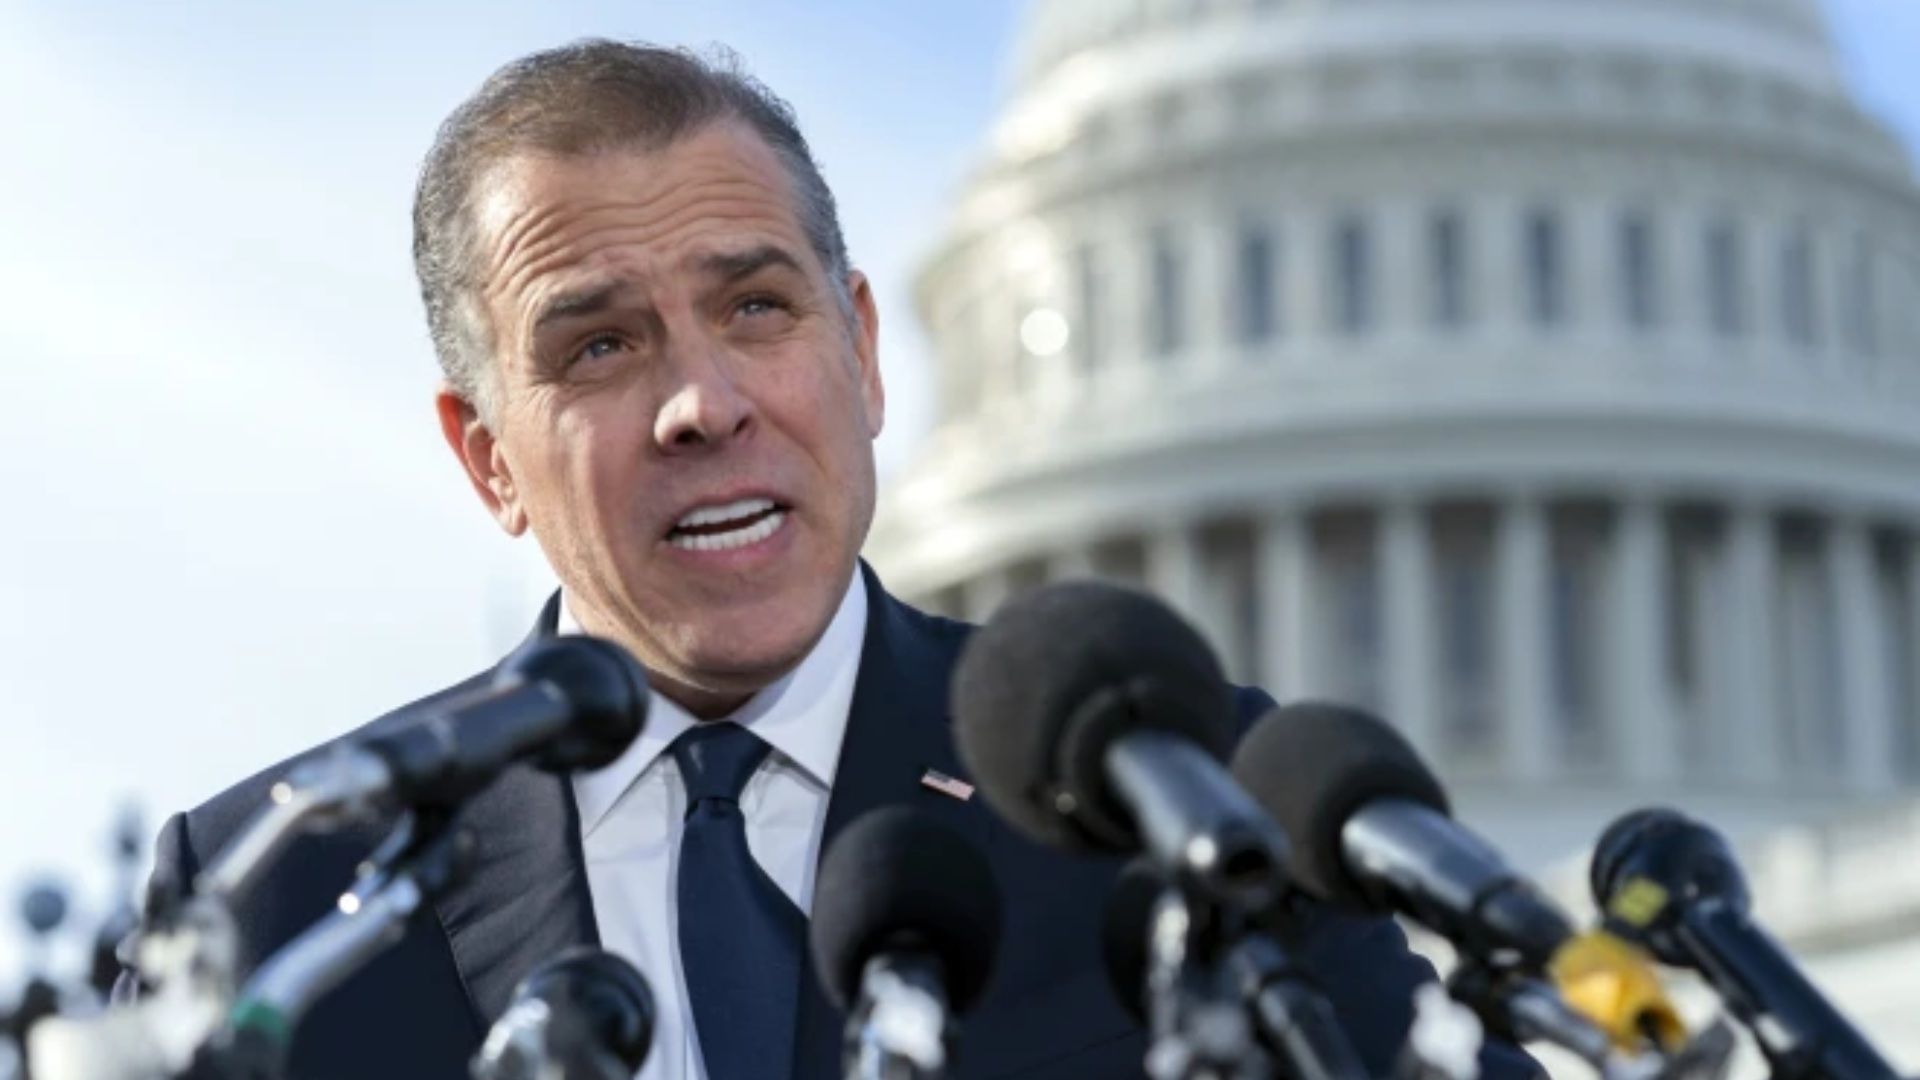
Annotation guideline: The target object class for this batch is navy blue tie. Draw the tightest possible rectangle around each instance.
[671,722,804,1080]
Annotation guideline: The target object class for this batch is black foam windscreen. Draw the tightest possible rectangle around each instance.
[1589,806,1750,946]
[808,806,1003,1013]
[951,581,1236,852]
[506,635,651,772]
[511,946,656,1072]
[1228,701,1449,908]
[1589,807,1683,911]
[1099,857,1167,1024]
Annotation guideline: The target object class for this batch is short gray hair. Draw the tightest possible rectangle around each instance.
[411,40,852,414]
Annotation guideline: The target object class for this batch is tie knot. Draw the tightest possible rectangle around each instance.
[669,722,771,806]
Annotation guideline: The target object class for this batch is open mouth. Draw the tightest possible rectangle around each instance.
[666,496,790,552]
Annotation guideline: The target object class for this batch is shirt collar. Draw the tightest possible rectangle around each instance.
[568,570,869,837]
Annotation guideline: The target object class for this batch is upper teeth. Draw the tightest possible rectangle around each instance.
[676,497,775,529]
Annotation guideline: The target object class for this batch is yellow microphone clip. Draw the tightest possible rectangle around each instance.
[1547,929,1687,1052]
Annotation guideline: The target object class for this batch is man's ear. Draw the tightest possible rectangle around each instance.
[434,386,528,536]
[845,269,885,439]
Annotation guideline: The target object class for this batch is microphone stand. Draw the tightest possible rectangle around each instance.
[33,813,473,1080]
[1223,935,1369,1080]
[201,811,474,1080]
[1445,962,1737,1080]
[28,748,432,1080]
[116,746,403,1033]
[196,746,399,905]
[1139,883,1369,1080]
[1140,886,1262,1080]
[30,898,240,1080]
[844,955,952,1080]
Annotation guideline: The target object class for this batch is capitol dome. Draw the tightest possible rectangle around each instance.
[870,0,1920,851]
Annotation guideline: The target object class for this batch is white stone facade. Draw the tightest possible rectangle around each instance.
[868,0,1920,1064]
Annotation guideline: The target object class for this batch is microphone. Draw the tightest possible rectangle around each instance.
[357,633,650,807]
[1228,701,1569,969]
[471,948,656,1080]
[810,807,1002,1079]
[1230,702,1686,1057]
[951,581,1288,909]
[195,634,649,903]
[1591,808,1901,1080]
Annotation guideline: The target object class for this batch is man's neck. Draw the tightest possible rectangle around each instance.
[648,671,756,721]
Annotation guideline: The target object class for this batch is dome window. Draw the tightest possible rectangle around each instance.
[1072,243,1102,375]
[1148,225,1186,357]
[1705,220,1746,338]
[1844,233,1878,360]
[1429,208,1469,330]
[1525,208,1567,329]
[1235,222,1279,345]
[1779,225,1820,348]
[1619,212,1661,331]
[1330,214,1374,336]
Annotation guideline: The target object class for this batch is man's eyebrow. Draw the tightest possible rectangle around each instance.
[694,244,805,284]
[531,282,624,333]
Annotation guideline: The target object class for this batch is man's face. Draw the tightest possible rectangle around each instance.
[438,122,884,713]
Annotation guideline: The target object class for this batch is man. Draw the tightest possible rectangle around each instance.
[126,42,1538,1080]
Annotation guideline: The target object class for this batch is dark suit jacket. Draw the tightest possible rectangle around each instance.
[125,565,1540,1080]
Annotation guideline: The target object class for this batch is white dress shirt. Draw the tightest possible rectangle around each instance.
[566,572,868,1080]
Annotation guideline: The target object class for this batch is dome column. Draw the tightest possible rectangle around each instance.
[1189,214,1235,373]
[1472,190,1522,342]
[1811,223,1843,378]
[1732,209,1768,368]
[963,565,1015,624]
[1282,206,1327,362]
[1147,522,1208,633]
[1725,501,1782,783]
[1905,530,1920,779]
[1382,498,1439,756]
[1104,226,1150,387]
[978,273,1017,412]
[1495,494,1554,782]
[1829,514,1898,793]
[1569,195,1613,342]
[1380,197,1424,350]
[1258,509,1317,702]
[1657,203,1696,349]
[1608,496,1677,782]
[1046,545,1100,582]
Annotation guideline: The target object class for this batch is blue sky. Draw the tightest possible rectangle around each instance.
[0,0,1913,983]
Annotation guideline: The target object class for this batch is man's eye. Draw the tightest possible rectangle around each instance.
[570,334,627,365]
[736,294,788,319]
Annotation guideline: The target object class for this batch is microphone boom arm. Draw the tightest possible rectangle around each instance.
[215,813,474,1078]
[194,746,398,904]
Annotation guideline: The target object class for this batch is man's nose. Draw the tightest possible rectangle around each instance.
[654,345,754,452]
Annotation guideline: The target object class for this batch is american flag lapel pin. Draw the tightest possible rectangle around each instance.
[919,768,974,801]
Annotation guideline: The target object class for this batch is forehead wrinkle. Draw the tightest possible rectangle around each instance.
[485,173,806,331]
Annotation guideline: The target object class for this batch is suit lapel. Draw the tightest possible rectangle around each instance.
[428,593,602,1028]
[789,564,989,1080]
[818,566,982,846]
